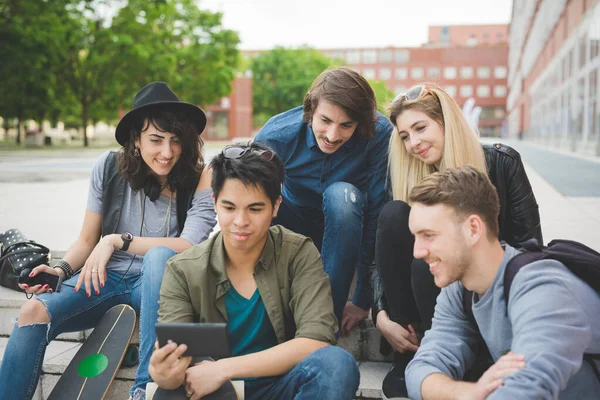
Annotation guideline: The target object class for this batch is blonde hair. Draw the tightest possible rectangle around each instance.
[387,83,487,202]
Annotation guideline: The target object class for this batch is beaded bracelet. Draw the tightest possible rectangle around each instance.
[54,259,74,279]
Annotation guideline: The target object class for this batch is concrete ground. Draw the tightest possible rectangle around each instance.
[0,139,599,399]
[1,140,598,251]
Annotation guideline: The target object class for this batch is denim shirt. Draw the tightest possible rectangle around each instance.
[254,106,393,269]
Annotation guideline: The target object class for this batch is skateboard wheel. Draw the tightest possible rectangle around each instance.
[122,344,139,368]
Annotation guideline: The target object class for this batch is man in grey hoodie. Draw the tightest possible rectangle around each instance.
[404,165,600,400]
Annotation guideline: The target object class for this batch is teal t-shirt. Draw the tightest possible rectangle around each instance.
[224,284,279,357]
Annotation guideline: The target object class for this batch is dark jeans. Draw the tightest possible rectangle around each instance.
[274,182,372,325]
[376,200,440,331]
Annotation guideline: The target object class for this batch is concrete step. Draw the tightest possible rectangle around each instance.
[0,251,390,398]
[0,283,389,361]
[0,337,390,399]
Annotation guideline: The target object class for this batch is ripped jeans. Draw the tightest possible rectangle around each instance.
[0,246,176,400]
[274,182,370,325]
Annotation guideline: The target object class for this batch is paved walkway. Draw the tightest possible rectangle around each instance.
[492,139,600,251]
[0,141,599,251]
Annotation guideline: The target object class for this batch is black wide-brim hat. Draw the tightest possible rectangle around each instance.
[115,81,207,146]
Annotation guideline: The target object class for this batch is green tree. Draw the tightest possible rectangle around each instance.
[106,0,241,127]
[250,47,335,122]
[368,80,395,114]
[0,0,77,143]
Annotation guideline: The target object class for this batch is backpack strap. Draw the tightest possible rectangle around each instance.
[584,354,600,382]
[504,238,546,301]
[175,172,201,235]
[101,151,126,237]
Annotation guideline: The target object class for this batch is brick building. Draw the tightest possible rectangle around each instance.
[246,24,509,137]
[202,76,254,141]
[507,0,600,156]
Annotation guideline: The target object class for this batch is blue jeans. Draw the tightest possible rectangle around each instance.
[274,182,372,324]
[245,346,360,400]
[0,246,176,400]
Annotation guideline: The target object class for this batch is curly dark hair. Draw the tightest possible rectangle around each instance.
[117,104,204,191]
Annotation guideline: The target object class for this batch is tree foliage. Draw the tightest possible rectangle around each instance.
[0,0,240,146]
[368,80,395,114]
[250,47,335,121]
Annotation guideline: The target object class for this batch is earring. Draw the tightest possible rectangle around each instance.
[133,148,140,157]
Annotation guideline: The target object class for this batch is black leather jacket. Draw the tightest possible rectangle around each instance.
[370,143,543,322]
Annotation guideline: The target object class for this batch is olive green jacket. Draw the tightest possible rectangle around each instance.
[158,225,338,345]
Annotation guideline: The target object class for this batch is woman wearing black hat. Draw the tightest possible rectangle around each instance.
[0,82,217,400]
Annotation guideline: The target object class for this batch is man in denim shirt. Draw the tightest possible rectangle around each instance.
[254,67,393,334]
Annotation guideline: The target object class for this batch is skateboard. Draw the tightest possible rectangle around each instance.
[48,304,137,400]
[153,380,241,400]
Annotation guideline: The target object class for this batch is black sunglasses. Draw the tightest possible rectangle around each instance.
[222,145,274,161]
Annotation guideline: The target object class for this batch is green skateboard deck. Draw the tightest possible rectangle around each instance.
[48,304,137,400]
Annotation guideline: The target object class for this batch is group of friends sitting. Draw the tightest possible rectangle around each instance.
[0,67,598,400]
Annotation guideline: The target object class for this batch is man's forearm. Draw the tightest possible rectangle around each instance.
[421,373,475,400]
[216,338,328,380]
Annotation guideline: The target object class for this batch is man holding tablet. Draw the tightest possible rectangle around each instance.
[148,142,359,399]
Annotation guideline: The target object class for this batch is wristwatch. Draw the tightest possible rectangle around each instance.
[121,232,133,252]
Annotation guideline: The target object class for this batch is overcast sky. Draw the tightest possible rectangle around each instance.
[198,0,513,50]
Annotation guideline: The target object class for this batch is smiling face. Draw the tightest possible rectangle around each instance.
[395,109,445,169]
[311,99,357,154]
[135,119,182,183]
[409,202,472,288]
[215,178,281,255]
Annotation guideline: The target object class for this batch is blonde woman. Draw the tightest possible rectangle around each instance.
[371,83,543,399]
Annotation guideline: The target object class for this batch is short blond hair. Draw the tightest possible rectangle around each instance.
[409,165,500,239]
[387,83,487,202]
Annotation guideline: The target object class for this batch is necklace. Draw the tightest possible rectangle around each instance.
[138,190,173,237]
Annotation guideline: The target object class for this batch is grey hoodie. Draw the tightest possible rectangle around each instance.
[406,245,600,400]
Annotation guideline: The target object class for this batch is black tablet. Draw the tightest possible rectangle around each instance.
[155,322,231,359]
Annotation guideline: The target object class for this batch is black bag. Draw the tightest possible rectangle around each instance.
[0,228,50,292]
[463,238,600,380]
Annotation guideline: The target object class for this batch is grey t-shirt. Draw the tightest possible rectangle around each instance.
[86,151,216,274]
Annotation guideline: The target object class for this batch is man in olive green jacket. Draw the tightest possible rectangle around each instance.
[148,142,360,400]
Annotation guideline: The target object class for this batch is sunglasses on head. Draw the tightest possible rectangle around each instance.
[222,145,274,161]
[392,85,431,104]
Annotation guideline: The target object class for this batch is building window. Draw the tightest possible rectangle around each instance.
[395,49,410,63]
[579,34,588,69]
[460,66,474,79]
[445,85,457,97]
[330,51,345,61]
[460,85,473,97]
[394,85,407,95]
[493,85,507,97]
[444,67,457,79]
[363,50,378,64]
[379,50,393,63]
[440,26,450,45]
[411,67,424,79]
[395,67,408,80]
[346,51,360,64]
[494,66,507,79]
[428,67,440,79]
[477,85,490,97]
[477,67,491,79]
[362,68,376,80]
[590,17,600,61]
[379,68,391,80]
[466,36,478,46]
